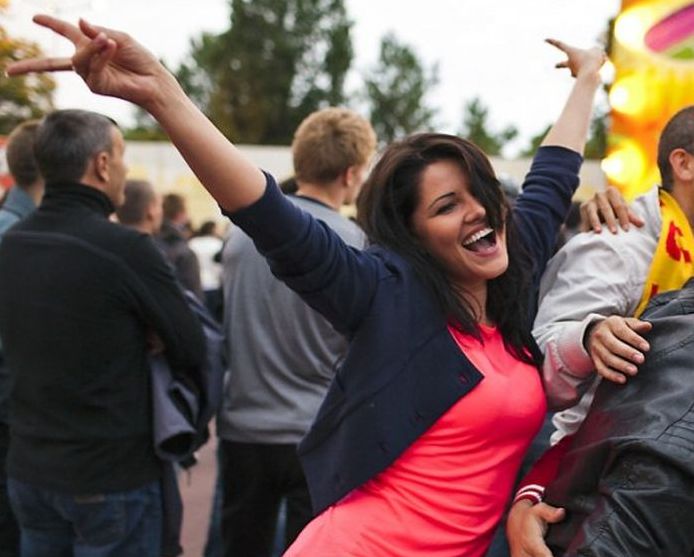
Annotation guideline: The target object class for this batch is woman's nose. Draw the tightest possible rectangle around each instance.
[463,196,486,223]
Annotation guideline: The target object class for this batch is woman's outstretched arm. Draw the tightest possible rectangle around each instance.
[8,15,265,213]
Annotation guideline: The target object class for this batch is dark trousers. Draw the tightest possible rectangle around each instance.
[0,423,19,557]
[8,478,162,557]
[219,441,312,557]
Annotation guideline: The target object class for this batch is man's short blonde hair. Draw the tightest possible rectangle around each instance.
[292,108,376,184]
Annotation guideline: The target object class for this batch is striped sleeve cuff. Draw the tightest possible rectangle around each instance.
[513,484,545,505]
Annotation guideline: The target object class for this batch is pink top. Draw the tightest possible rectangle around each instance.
[285,324,546,557]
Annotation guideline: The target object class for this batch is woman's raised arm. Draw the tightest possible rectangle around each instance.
[7,15,265,212]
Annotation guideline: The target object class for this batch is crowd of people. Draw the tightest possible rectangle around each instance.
[0,12,693,557]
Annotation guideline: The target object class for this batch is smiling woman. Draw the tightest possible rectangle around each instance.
[7,15,606,557]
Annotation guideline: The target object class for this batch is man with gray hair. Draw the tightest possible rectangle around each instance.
[0,109,206,557]
[0,119,44,557]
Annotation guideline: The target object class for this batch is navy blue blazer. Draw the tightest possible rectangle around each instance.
[228,146,582,514]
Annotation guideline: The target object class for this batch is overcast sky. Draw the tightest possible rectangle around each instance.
[8,0,621,155]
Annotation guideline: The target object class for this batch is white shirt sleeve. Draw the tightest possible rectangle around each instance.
[534,231,645,411]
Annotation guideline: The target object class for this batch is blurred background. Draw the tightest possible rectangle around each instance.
[1,0,692,222]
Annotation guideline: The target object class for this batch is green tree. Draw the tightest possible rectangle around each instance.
[363,33,438,144]
[584,109,608,160]
[0,13,55,134]
[176,0,353,145]
[521,111,607,160]
[123,107,168,141]
[519,124,551,158]
[459,97,517,157]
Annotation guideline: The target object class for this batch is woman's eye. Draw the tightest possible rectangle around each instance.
[435,202,456,215]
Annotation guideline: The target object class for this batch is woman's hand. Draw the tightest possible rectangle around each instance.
[580,186,645,234]
[546,38,607,81]
[585,316,652,384]
[507,500,565,557]
[7,14,266,212]
[7,15,178,112]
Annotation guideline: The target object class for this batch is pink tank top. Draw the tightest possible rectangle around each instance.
[285,324,546,556]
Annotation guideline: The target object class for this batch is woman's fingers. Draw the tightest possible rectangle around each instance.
[546,38,568,52]
[79,18,132,44]
[89,38,118,75]
[33,14,84,45]
[6,57,73,75]
[71,32,111,78]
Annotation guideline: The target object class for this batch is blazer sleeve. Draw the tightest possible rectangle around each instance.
[224,173,382,335]
[512,146,583,284]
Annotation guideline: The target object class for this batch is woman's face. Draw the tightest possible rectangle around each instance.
[411,159,508,291]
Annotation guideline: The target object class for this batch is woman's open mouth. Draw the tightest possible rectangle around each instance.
[461,227,497,253]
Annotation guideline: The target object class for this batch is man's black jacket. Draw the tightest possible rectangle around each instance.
[0,183,206,495]
[544,279,694,556]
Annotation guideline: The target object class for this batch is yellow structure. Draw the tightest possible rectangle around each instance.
[605,0,694,197]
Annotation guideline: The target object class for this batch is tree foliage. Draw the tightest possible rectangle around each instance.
[0,11,55,134]
[363,33,438,144]
[584,110,608,160]
[123,106,168,141]
[176,0,353,145]
[521,111,607,160]
[459,97,517,157]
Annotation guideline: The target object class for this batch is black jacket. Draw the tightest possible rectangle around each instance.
[0,183,206,495]
[545,279,694,556]
[157,220,203,300]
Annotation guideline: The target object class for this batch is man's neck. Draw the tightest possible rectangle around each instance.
[130,222,154,236]
[22,181,44,206]
[295,181,343,211]
[671,183,694,229]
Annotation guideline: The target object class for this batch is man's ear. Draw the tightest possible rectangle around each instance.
[669,148,694,183]
[93,151,110,183]
[343,165,358,188]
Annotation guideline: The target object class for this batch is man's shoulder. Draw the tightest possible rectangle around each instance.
[290,196,364,247]
[561,192,659,258]
[59,217,158,265]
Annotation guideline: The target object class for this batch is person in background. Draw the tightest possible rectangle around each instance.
[0,109,206,557]
[158,192,203,299]
[115,179,163,235]
[188,220,224,322]
[0,120,44,557]
[7,18,605,555]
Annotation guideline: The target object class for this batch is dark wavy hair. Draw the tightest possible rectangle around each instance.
[357,133,539,367]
